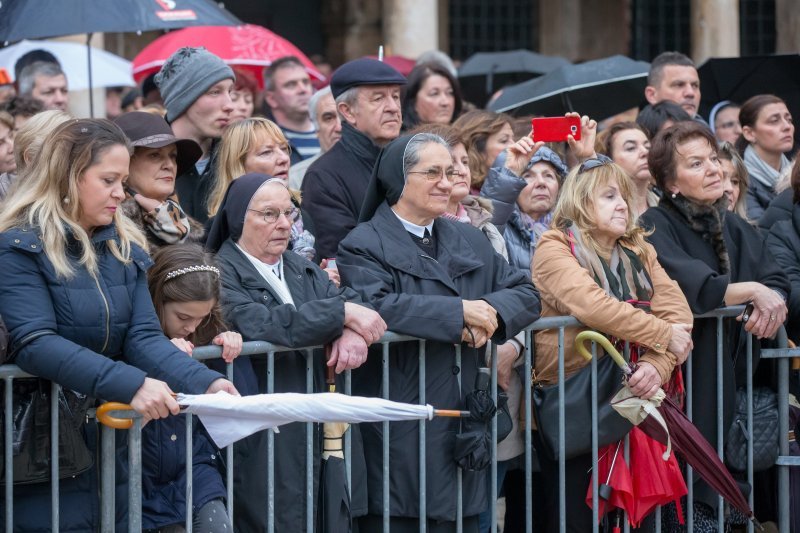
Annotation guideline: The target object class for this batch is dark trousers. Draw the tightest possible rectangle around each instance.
[357,514,479,533]
[532,432,594,533]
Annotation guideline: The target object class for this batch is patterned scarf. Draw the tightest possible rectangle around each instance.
[519,211,553,251]
[568,224,653,303]
[659,192,730,274]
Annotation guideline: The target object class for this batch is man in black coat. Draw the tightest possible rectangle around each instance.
[207,174,387,532]
[301,58,407,260]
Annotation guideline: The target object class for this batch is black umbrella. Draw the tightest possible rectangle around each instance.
[458,49,570,108]
[698,54,800,144]
[0,0,241,115]
[488,55,650,121]
[454,368,496,471]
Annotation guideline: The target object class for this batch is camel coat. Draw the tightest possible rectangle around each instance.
[531,229,692,386]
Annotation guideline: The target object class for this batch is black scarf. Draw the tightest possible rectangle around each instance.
[340,121,382,173]
[659,193,730,274]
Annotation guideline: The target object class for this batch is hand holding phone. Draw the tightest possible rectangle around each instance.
[531,116,581,143]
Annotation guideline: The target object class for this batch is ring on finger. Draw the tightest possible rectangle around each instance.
[770,315,776,321]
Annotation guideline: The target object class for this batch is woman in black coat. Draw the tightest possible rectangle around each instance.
[337,133,540,532]
[206,173,386,532]
[639,122,789,530]
[765,162,800,342]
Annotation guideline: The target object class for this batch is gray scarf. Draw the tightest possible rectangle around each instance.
[744,144,790,190]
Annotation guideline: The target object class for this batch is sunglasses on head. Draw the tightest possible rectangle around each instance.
[577,153,613,174]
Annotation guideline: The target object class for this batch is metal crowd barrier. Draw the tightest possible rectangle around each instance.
[0,306,797,532]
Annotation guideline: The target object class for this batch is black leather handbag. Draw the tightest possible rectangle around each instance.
[532,354,632,461]
[725,387,779,472]
[0,379,94,485]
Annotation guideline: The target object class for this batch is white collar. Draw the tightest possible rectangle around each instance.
[391,209,434,238]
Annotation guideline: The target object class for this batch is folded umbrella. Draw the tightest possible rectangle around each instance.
[454,368,496,471]
[96,392,467,449]
[585,440,635,521]
[575,331,757,526]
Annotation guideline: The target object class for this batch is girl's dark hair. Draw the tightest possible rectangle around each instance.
[648,121,719,191]
[734,94,787,154]
[636,101,692,139]
[148,243,227,346]
[401,62,464,131]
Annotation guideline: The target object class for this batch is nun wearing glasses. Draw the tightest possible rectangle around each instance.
[206,173,386,532]
[337,133,540,532]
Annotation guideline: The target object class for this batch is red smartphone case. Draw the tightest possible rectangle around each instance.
[531,116,581,142]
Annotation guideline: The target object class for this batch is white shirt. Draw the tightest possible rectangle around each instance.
[235,243,295,306]
[391,209,434,238]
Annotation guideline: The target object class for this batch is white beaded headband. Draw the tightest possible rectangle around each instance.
[165,265,220,281]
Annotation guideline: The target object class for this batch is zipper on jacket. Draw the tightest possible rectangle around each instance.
[92,274,111,352]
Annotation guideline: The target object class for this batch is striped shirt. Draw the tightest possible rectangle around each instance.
[281,126,321,162]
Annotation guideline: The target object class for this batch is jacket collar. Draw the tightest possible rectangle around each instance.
[372,202,484,293]
[219,238,311,303]
[339,122,381,170]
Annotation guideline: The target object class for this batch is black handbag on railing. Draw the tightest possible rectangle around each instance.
[0,378,94,485]
[724,386,779,472]
[532,354,632,461]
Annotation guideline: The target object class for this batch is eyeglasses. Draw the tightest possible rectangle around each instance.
[578,154,613,174]
[247,207,299,224]
[407,168,462,182]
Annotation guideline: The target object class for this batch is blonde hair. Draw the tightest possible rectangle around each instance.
[551,161,652,261]
[210,117,288,217]
[0,119,148,278]
[14,109,73,170]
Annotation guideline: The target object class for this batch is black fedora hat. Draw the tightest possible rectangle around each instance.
[113,111,202,176]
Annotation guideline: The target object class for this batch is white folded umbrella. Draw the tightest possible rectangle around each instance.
[178,391,438,448]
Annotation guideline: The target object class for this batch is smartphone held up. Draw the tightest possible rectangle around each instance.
[531,116,581,143]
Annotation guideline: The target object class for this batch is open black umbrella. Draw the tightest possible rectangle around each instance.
[698,54,800,144]
[0,0,241,115]
[458,49,570,108]
[488,55,650,121]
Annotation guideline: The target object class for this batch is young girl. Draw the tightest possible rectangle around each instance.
[144,243,243,533]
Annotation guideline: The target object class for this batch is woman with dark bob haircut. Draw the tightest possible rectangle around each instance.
[639,121,789,530]
[401,61,464,131]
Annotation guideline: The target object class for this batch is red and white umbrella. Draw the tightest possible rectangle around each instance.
[132,24,324,89]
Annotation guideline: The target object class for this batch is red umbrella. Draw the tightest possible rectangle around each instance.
[575,332,758,526]
[132,24,324,89]
[586,429,686,527]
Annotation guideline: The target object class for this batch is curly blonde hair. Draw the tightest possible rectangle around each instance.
[0,119,147,278]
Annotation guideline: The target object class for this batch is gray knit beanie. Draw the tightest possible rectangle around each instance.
[154,47,235,123]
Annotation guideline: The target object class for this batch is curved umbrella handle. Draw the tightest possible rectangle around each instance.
[574,331,629,370]
[96,402,134,430]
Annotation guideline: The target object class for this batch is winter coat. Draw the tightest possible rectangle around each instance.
[0,224,223,532]
[765,202,800,341]
[337,202,540,521]
[215,238,370,532]
[301,122,382,260]
[141,415,226,530]
[758,188,793,231]
[639,206,789,508]
[531,229,691,387]
[175,140,220,224]
[746,178,778,221]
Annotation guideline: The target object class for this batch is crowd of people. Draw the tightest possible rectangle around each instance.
[0,42,797,533]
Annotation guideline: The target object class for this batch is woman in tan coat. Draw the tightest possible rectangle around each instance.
[531,154,694,532]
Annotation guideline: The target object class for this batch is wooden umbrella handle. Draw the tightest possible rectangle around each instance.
[96,402,134,429]
[434,409,470,417]
[574,330,630,372]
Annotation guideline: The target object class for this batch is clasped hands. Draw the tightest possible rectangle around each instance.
[326,303,388,374]
[461,299,499,348]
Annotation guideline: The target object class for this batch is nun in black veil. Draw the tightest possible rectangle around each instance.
[206,173,386,532]
[337,133,540,532]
